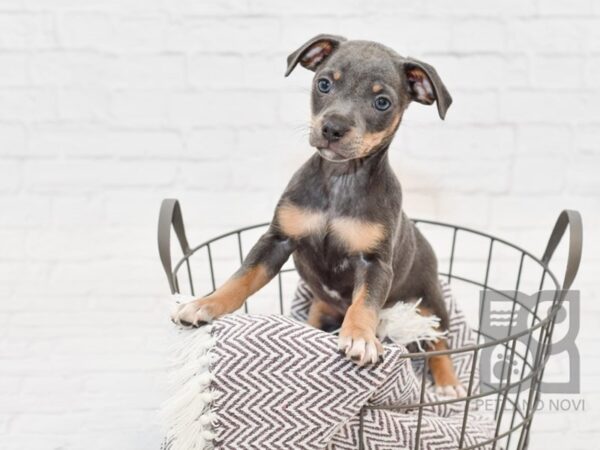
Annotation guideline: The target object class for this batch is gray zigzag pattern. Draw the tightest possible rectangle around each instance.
[211,314,411,449]
[292,279,481,415]
[291,279,493,448]
[327,410,493,450]
[171,280,493,449]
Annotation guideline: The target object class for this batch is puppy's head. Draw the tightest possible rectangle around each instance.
[286,34,452,163]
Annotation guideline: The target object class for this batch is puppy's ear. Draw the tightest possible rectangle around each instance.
[285,34,347,77]
[402,58,452,120]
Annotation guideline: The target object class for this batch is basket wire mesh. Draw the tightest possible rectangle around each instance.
[158,199,582,450]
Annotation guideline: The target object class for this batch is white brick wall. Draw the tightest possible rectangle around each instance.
[1,1,599,449]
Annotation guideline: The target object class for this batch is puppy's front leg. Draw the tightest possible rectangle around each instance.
[173,228,295,326]
[338,257,392,366]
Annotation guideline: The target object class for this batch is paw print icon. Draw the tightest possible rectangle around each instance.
[490,341,528,386]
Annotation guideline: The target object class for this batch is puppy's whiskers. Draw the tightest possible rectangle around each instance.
[291,123,313,140]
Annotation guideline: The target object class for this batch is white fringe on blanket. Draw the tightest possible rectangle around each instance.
[161,324,218,450]
[162,295,444,450]
[377,299,447,348]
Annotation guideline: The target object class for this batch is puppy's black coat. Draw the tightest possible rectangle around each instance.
[173,35,463,395]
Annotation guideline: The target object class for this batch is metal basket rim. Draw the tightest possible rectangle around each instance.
[170,218,563,359]
[173,218,559,285]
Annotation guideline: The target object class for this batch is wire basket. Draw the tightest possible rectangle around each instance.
[158,199,582,450]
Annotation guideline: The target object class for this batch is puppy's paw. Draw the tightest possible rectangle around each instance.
[337,328,384,367]
[171,297,220,327]
[435,383,467,399]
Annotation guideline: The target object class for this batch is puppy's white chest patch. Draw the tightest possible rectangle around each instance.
[334,258,351,272]
[321,284,343,301]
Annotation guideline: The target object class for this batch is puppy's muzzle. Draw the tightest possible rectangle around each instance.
[321,115,351,142]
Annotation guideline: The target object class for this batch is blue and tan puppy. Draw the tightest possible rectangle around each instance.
[173,35,465,398]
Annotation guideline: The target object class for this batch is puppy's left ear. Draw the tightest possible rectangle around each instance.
[402,58,452,120]
[285,34,347,77]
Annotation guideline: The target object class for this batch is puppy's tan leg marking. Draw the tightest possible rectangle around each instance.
[419,306,466,398]
[307,298,342,329]
[338,284,384,366]
[330,217,385,253]
[173,264,270,326]
[276,202,326,240]
[429,339,459,386]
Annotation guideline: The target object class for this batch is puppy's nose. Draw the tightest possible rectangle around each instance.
[321,118,350,142]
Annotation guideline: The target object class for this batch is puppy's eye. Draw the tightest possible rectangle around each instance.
[374,96,391,111]
[317,78,332,93]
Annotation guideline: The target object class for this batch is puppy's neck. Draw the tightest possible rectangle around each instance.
[318,145,391,179]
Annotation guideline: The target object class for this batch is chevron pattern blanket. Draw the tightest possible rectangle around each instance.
[162,281,494,449]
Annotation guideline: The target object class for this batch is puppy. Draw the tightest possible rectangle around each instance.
[173,34,465,398]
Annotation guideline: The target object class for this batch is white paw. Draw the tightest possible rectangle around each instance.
[435,384,467,399]
[337,334,383,366]
[171,300,214,327]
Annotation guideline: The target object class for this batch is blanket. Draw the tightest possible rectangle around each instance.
[162,280,494,449]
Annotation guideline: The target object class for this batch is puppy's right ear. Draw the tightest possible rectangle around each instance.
[285,34,347,77]
[402,58,452,120]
